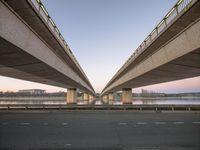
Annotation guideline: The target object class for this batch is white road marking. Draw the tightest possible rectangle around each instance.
[20,123,30,125]
[155,122,166,125]
[65,143,72,147]
[135,147,161,150]
[118,122,128,125]
[192,121,200,124]
[136,122,147,125]
[43,123,48,126]
[2,122,8,125]
[173,122,184,124]
[62,123,68,126]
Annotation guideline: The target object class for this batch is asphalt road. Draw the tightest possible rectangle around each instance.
[0,110,200,150]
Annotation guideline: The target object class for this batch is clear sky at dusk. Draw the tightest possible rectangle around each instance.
[0,0,199,93]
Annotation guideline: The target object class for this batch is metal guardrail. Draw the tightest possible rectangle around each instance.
[29,0,89,81]
[103,0,195,92]
[0,104,200,111]
[118,0,193,73]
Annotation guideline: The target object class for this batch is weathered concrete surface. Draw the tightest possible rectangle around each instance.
[83,93,89,104]
[122,88,132,104]
[89,95,94,104]
[0,1,94,95]
[108,93,114,104]
[66,88,77,104]
[102,95,109,104]
[102,1,200,95]
[0,111,200,149]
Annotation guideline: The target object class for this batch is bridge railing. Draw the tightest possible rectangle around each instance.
[109,0,194,85]
[30,0,87,78]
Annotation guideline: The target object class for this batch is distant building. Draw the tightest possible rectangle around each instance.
[18,89,46,94]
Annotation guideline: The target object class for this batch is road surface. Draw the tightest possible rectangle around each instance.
[0,110,200,149]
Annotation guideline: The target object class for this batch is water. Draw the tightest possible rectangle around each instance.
[132,99,200,105]
[0,97,200,105]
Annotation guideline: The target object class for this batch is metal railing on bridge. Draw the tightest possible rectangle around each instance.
[105,0,195,88]
[30,0,88,79]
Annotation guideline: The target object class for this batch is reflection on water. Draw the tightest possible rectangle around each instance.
[0,97,66,105]
[0,97,200,105]
[132,99,200,105]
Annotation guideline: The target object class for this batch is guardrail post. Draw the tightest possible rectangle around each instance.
[175,4,179,15]
[164,17,167,26]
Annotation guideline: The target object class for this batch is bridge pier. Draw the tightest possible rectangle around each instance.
[89,95,94,104]
[122,88,132,104]
[66,88,77,104]
[102,95,108,104]
[83,93,89,104]
[108,93,114,104]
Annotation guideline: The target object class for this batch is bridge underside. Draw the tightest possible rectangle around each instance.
[0,37,89,92]
[102,1,200,94]
[107,48,200,92]
[0,1,94,94]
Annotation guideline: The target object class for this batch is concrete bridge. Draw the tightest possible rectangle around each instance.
[102,0,200,104]
[0,0,95,104]
[1,0,200,105]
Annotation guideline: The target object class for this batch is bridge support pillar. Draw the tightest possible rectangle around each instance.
[83,93,89,104]
[108,93,114,104]
[66,88,77,104]
[103,95,109,104]
[89,95,94,104]
[122,88,132,104]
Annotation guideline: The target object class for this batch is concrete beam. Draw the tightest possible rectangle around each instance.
[102,10,200,94]
[0,1,94,94]
[122,88,132,104]
[102,1,200,95]
[66,88,77,104]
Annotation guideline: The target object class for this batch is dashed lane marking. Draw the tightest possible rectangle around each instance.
[20,123,30,125]
[173,122,184,124]
[65,143,72,147]
[136,122,147,125]
[62,123,68,126]
[118,122,128,125]
[192,121,200,124]
[155,122,166,125]
[2,122,8,125]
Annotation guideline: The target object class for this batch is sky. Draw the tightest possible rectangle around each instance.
[0,0,200,93]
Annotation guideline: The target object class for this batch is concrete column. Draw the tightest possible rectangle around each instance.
[103,95,109,104]
[83,93,89,104]
[108,93,114,104]
[101,96,104,103]
[122,88,132,104]
[89,95,94,104]
[66,88,77,104]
